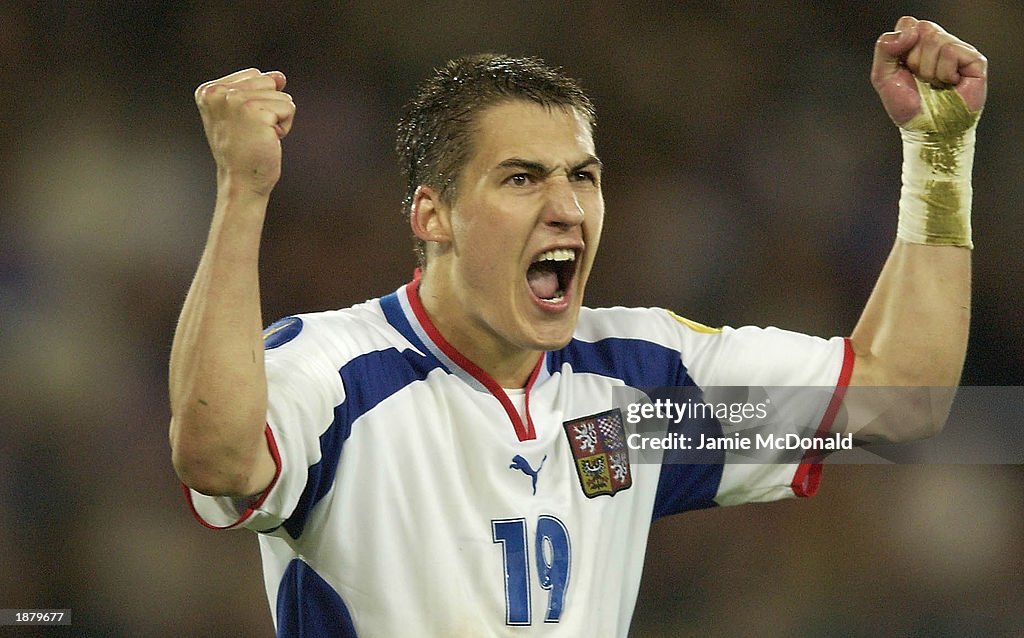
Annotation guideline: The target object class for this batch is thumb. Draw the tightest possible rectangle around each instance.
[871,28,925,125]
[870,30,916,89]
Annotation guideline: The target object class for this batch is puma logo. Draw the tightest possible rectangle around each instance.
[509,454,547,495]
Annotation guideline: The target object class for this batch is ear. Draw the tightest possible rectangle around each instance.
[410,185,452,244]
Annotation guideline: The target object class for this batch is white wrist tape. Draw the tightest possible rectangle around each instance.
[897,78,980,248]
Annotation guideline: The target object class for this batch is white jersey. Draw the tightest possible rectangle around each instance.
[186,278,852,637]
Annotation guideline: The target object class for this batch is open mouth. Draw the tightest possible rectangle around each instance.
[527,248,577,305]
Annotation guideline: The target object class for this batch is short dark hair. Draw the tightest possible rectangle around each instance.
[395,53,596,266]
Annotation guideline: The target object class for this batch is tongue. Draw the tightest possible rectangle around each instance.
[527,265,559,300]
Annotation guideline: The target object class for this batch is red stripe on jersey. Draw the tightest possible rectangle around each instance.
[405,277,541,442]
[183,424,283,530]
[791,337,855,498]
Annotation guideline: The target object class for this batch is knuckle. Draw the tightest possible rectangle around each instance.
[195,83,223,105]
[224,88,250,109]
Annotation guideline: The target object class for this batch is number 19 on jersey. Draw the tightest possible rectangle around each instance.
[492,516,572,625]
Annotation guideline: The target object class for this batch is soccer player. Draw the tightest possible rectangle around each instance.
[169,16,986,636]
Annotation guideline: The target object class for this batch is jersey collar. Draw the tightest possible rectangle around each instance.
[381,273,548,442]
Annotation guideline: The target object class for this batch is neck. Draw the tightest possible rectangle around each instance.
[415,272,540,389]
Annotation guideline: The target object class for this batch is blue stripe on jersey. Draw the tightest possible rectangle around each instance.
[380,289,434,363]
[281,345,442,540]
[550,336,725,519]
[276,559,357,637]
[652,447,722,519]
[549,337,692,387]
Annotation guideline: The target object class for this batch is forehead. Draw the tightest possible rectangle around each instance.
[468,100,595,167]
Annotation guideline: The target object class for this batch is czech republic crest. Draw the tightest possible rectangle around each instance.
[563,408,633,498]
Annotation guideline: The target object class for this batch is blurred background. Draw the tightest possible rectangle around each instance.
[1,1,1021,636]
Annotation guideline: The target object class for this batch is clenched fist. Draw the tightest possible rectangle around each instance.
[871,16,987,127]
[195,69,296,196]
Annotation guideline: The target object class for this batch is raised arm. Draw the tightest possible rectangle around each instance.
[847,17,987,443]
[169,69,295,496]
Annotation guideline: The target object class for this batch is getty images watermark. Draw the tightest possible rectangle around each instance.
[612,385,1024,465]
[622,394,853,453]
[617,387,852,463]
[611,385,1024,465]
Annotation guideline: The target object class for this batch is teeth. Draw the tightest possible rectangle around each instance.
[542,293,565,304]
[534,248,575,263]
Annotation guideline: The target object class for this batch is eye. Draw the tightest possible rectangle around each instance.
[507,173,532,187]
[571,169,598,185]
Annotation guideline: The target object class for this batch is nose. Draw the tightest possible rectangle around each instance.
[542,179,585,229]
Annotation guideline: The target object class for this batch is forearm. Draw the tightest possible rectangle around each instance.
[844,242,969,444]
[169,181,273,497]
[849,240,970,387]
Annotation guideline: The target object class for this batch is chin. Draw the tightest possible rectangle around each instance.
[534,335,573,352]
[527,317,579,352]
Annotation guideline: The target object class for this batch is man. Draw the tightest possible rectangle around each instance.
[169,16,986,636]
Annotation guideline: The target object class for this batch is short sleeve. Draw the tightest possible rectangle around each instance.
[185,316,347,533]
[653,312,854,515]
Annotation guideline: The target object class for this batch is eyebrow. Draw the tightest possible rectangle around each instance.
[496,155,603,177]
